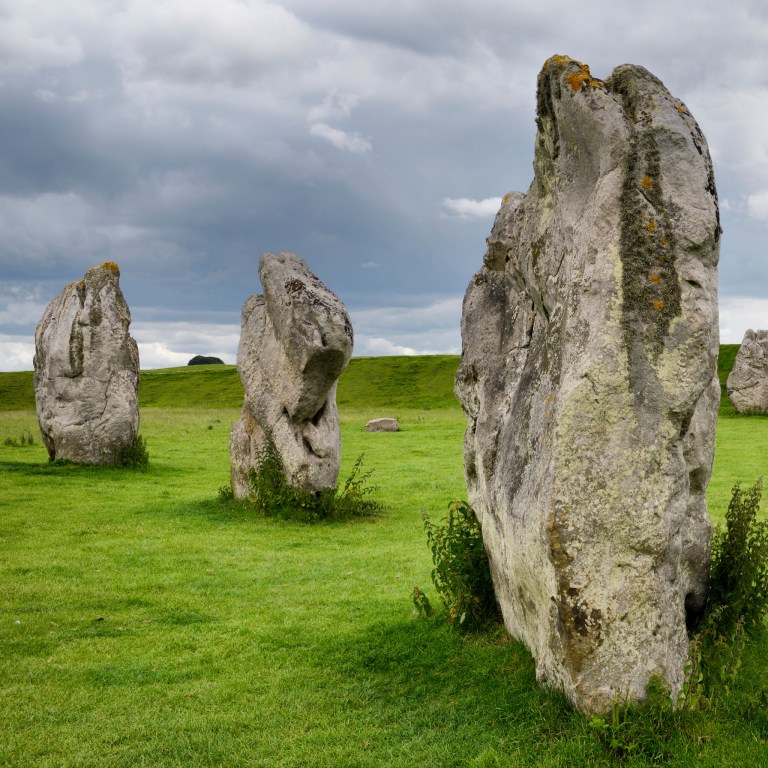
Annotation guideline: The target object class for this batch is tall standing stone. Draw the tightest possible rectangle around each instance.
[455,56,720,714]
[230,251,353,500]
[34,262,140,464]
[726,329,768,413]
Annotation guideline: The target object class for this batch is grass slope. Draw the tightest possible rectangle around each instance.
[1,349,768,766]
[337,355,460,411]
[139,365,243,408]
[0,355,461,412]
[1,404,766,767]
[0,347,741,413]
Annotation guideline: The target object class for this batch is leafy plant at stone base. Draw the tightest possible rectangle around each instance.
[245,433,384,522]
[586,676,685,763]
[693,478,768,704]
[114,434,150,469]
[707,479,768,635]
[586,479,768,762]
[420,500,502,631]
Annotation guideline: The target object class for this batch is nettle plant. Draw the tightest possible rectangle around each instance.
[418,500,501,631]
[588,479,768,762]
[115,434,150,469]
[244,434,384,523]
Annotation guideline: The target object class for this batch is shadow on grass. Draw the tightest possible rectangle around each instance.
[299,616,602,764]
[305,616,768,765]
[0,459,178,479]
[176,496,387,528]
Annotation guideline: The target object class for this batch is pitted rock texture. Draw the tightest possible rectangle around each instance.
[33,262,140,464]
[230,251,353,499]
[455,56,720,715]
[727,330,768,413]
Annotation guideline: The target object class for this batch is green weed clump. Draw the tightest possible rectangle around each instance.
[685,478,768,707]
[3,430,36,447]
[421,500,501,631]
[114,434,150,469]
[587,479,768,761]
[245,435,384,522]
[707,479,768,636]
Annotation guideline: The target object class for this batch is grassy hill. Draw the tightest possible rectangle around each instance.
[1,348,767,766]
[717,343,739,387]
[0,355,462,411]
[0,346,742,412]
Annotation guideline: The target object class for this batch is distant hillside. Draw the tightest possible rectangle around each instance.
[0,347,741,412]
[139,365,243,407]
[717,344,739,388]
[338,355,460,411]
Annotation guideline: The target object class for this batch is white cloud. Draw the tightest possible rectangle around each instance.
[113,0,313,85]
[130,320,240,368]
[136,342,196,369]
[310,122,372,154]
[0,335,34,372]
[0,16,82,73]
[719,296,768,343]
[308,91,362,122]
[349,297,462,357]
[745,189,768,223]
[360,261,379,269]
[441,196,502,219]
[355,337,446,356]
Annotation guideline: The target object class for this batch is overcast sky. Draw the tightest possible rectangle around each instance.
[1,0,767,371]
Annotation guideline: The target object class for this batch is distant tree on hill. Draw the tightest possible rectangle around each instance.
[188,355,225,366]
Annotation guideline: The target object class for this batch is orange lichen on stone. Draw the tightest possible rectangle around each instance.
[641,176,652,190]
[543,55,605,92]
[661,237,669,247]
[649,273,662,285]
[566,65,605,92]
[502,193,511,204]
[545,54,575,69]
[100,261,120,273]
[646,219,657,232]
[652,300,665,311]
[677,105,687,114]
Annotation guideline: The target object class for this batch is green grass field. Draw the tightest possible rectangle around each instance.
[1,354,767,767]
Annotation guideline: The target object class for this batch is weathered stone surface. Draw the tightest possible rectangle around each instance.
[455,56,720,714]
[230,251,353,499]
[365,417,399,432]
[33,262,140,464]
[726,330,768,413]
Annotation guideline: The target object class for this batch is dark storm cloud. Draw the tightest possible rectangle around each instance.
[1,0,768,370]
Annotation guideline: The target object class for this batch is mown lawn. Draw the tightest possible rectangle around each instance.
[0,356,767,767]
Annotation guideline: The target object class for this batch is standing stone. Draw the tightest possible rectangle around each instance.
[230,251,353,500]
[455,56,720,714]
[726,330,768,413]
[34,262,140,464]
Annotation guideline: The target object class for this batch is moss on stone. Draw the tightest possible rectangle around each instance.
[611,68,682,365]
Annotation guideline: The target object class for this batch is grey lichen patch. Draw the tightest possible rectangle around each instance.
[611,68,681,365]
